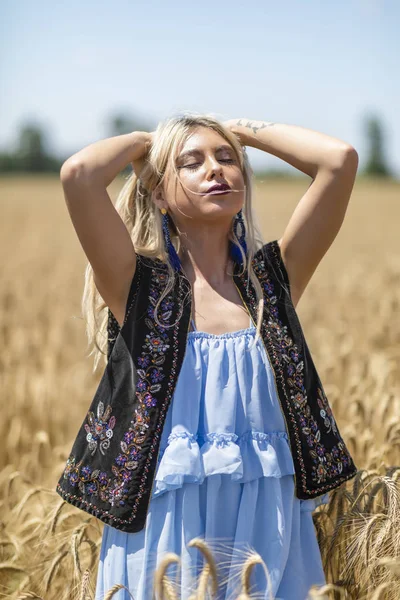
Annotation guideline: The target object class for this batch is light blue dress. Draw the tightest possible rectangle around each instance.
[95,318,330,600]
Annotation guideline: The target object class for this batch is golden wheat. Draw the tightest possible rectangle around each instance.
[1,175,399,599]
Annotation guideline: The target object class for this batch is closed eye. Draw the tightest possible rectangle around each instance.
[183,159,235,170]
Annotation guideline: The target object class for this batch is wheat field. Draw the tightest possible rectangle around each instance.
[1,174,399,599]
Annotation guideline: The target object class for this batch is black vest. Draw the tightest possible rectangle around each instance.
[56,240,358,532]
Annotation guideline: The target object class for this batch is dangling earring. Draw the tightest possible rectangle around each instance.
[230,209,247,267]
[161,208,181,272]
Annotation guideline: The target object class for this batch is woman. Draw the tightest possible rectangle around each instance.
[59,113,358,599]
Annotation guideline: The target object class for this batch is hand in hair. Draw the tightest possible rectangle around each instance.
[222,119,248,146]
[131,131,155,180]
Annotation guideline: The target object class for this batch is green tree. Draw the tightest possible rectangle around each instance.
[106,111,154,137]
[363,114,392,177]
[0,121,62,173]
[16,123,48,171]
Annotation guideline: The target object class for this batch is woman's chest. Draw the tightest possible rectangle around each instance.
[189,278,252,334]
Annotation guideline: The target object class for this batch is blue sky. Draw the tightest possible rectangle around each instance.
[1,0,399,176]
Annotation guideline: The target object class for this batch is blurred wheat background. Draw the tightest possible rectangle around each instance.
[1,173,399,599]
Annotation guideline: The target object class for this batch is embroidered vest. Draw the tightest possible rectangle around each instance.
[56,240,358,532]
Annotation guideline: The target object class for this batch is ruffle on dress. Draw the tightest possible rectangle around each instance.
[153,429,295,493]
[153,428,329,511]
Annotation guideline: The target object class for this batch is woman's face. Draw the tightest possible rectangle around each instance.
[156,127,245,226]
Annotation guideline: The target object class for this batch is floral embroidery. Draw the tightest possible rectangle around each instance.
[84,401,115,455]
[317,387,338,435]
[64,266,175,508]
[64,456,111,499]
[250,244,353,487]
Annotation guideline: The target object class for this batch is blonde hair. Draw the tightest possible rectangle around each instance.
[82,112,267,371]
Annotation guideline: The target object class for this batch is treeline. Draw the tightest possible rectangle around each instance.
[0,114,153,176]
[0,111,397,179]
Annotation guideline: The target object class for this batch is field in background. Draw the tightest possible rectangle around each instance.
[1,174,399,599]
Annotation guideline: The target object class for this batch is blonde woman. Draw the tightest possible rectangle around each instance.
[58,113,358,599]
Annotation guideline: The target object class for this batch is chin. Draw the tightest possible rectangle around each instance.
[200,204,243,221]
[208,195,243,208]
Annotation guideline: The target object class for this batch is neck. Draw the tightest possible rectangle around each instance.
[177,224,233,287]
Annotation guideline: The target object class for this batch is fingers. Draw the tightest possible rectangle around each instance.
[131,155,147,179]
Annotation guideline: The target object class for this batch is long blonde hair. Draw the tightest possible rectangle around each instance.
[82,112,267,371]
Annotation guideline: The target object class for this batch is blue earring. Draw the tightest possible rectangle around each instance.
[161,208,181,272]
[230,209,247,267]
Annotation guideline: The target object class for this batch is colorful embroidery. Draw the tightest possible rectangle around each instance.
[250,245,353,487]
[63,456,111,499]
[317,387,338,435]
[64,266,175,508]
[84,401,115,455]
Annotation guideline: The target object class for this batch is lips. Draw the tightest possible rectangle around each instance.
[207,183,231,193]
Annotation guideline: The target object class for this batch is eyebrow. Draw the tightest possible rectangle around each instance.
[176,144,234,163]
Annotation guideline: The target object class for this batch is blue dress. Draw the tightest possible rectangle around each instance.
[95,318,330,600]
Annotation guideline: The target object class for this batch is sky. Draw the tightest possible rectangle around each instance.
[1,0,399,176]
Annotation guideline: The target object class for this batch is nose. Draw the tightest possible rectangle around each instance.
[205,156,224,178]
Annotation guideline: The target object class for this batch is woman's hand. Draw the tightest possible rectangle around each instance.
[222,119,248,146]
[131,131,155,180]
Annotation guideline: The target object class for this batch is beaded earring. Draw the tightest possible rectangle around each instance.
[161,208,182,272]
[230,208,248,267]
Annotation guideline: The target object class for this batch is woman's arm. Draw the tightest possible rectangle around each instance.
[60,131,153,327]
[61,131,152,187]
[224,118,358,308]
[223,118,354,178]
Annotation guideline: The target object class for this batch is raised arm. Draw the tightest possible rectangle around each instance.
[60,131,152,327]
[224,119,358,308]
